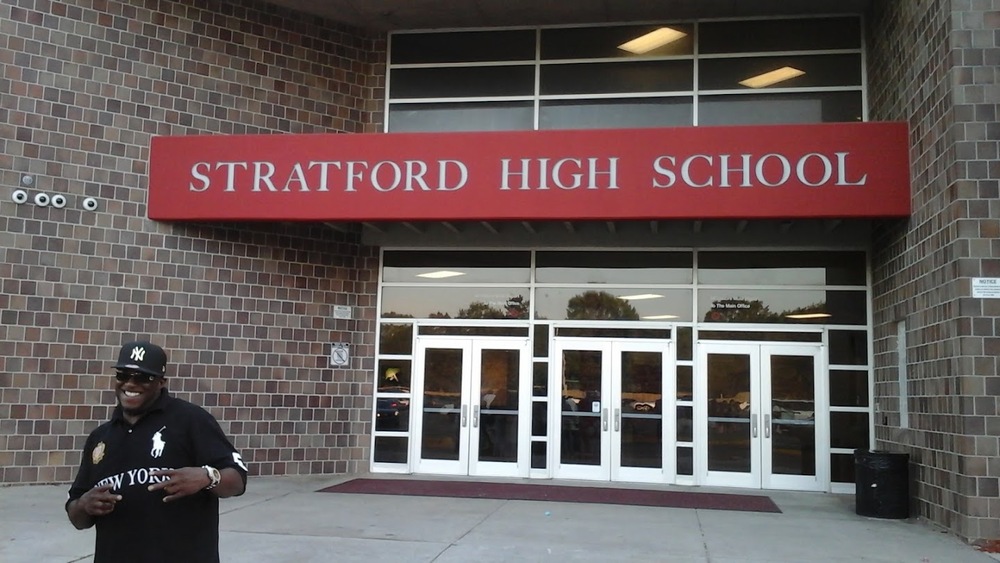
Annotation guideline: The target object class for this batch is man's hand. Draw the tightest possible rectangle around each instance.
[66,485,122,529]
[148,467,211,502]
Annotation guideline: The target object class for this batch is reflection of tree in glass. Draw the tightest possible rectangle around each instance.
[379,321,413,355]
[566,291,639,320]
[705,298,829,323]
[704,299,777,322]
[458,295,529,319]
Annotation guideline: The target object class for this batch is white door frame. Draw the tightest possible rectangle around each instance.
[551,337,675,484]
[696,341,827,491]
[411,336,532,478]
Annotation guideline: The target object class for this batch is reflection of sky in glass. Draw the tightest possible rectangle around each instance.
[536,267,692,284]
[535,288,693,321]
[698,268,827,285]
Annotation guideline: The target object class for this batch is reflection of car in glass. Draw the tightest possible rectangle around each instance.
[376,397,409,429]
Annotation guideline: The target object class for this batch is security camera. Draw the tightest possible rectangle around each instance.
[12,189,28,204]
[82,197,99,211]
[51,194,67,208]
[34,192,50,207]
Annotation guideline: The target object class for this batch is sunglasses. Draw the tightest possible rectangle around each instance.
[115,370,161,384]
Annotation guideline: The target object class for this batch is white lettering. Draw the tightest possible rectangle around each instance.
[252,162,278,192]
[189,162,211,192]
[438,160,467,191]
[308,161,341,192]
[344,161,368,192]
[652,156,677,188]
[835,152,867,185]
[681,155,713,188]
[371,161,402,192]
[552,158,583,189]
[797,153,833,187]
[754,154,791,187]
[216,162,248,192]
[499,158,532,191]
[718,154,753,188]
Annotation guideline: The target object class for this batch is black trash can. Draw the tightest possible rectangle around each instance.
[854,449,909,519]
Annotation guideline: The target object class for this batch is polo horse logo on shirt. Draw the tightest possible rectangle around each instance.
[151,426,166,458]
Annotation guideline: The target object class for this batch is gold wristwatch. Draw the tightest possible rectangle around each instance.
[203,465,221,490]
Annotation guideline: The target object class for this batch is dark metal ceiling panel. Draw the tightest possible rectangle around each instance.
[263,0,870,31]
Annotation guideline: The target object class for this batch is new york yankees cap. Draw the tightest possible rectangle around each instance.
[112,340,168,377]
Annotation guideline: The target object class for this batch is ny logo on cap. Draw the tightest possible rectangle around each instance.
[130,346,146,362]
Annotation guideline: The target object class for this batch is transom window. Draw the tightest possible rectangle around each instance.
[386,17,864,132]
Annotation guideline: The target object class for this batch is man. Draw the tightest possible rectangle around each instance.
[66,340,248,563]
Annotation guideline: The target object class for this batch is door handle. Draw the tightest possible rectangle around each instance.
[614,408,621,432]
[751,413,758,438]
[602,408,608,431]
[472,405,480,428]
[461,404,468,428]
[764,414,771,438]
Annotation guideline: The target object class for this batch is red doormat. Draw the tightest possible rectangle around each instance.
[319,478,781,513]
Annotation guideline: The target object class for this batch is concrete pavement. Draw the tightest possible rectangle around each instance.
[1,474,996,562]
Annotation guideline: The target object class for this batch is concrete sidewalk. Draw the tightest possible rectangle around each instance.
[1,474,996,562]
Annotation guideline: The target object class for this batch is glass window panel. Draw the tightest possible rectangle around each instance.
[830,411,870,449]
[699,331,822,342]
[698,251,867,285]
[532,401,548,436]
[536,251,693,284]
[373,436,408,463]
[830,330,869,365]
[699,91,863,125]
[541,24,694,59]
[388,101,534,132]
[677,326,693,361]
[375,396,410,431]
[418,325,529,337]
[677,405,693,442]
[382,287,530,319]
[541,60,693,95]
[698,289,866,325]
[700,17,861,54]
[830,369,869,407]
[536,288,693,322]
[700,54,862,90]
[391,30,536,64]
[677,446,693,475]
[533,362,548,397]
[830,452,856,483]
[531,440,547,469]
[378,323,413,355]
[539,98,693,130]
[677,365,692,401]
[377,359,411,392]
[390,66,536,98]
[383,250,531,283]
[534,324,550,358]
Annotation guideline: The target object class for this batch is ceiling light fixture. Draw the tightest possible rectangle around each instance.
[642,314,679,320]
[620,293,664,301]
[785,312,832,319]
[739,66,805,88]
[618,27,687,54]
[417,270,466,279]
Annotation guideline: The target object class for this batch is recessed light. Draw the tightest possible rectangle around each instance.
[417,270,466,279]
[618,27,687,55]
[739,66,805,88]
[642,314,679,320]
[785,313,832,319]
[620,293,664,301]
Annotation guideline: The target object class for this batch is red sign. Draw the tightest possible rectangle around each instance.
[148,122,910,221]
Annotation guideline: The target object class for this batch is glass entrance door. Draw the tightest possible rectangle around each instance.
[698,343,824,490]
[412,337,531,477]
[553,339,672,483]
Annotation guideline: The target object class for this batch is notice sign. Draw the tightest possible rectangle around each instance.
[972,278,1000,298]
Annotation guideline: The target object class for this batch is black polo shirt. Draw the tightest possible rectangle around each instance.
[67,390,248,563]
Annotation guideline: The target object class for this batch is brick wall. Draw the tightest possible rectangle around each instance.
[0,0,385,483]
[869,0,1000,542]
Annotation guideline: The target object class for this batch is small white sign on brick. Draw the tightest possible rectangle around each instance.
[971,278,1000,298]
